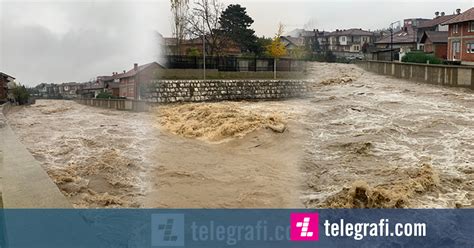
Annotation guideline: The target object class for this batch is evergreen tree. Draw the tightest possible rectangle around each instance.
[219,4,258,54]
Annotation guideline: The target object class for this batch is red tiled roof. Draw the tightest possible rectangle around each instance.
[375,27,416,44]
[328,28,374,36]
[420,31,448,44]
[114,62,164,79]
[0,72,15,79]
[281,36,305,47]
[443,7,474,25]
[164,38,177,46]
[164,37,206,46]
[417,14,457,28]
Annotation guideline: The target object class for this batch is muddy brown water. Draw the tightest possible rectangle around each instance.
[5,62,474,208]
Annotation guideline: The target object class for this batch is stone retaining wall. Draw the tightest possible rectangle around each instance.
[146,80,311,103]
[357,60,474,89]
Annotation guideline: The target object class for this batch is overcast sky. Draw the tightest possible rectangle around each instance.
[0,0,472,86]
[0,0,168,86]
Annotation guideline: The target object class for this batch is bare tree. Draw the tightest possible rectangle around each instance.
[187,0,224,56]
[170,0,189,55]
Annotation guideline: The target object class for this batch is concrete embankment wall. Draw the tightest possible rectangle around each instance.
[0,103,71,208]
[146,79,311,103]
[74,99,151,112]
[357,60,474,89]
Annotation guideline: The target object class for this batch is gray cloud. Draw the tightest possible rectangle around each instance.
[0,1,167,86]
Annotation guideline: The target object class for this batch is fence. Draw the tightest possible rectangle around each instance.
[165,56,306,72]
[75,99,151,112]
[357,60,474,89]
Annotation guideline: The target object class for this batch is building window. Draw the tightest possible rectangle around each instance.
[467,43,474,53]
[470,22,474,32]
[453,41,460,53]
[453,24,459,34]
[341,37,346,42]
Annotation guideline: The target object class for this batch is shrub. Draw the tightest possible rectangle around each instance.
[312,51,337,63]
[11,84,30,105]
[401,51,442,64]
[96,91,114,99]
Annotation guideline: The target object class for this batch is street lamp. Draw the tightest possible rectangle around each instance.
[389,21,400,62]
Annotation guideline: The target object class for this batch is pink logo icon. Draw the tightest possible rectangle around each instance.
[290,213,319,241]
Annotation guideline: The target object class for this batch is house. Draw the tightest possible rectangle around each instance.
[374,19,427,61]
[443,8,474,64]
[34,83,63,99]
[80,79,107,99]
[105,82,120,97]
[95,75,121,97]
[0,72,15,103]
[420,31,449,59]
[114,62,164,100]
[326,28,375,57]
[59,82,82,99]
[35,83,51,98]
[282,29,330,55]
[280,36,306,56]
[415,12,456,50]
[163,36,241,56]
[34,83,80,99]
[313,30,331,54]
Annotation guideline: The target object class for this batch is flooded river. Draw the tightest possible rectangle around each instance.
[6,62,474,208]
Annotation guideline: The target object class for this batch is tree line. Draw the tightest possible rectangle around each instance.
[170,0,286,59]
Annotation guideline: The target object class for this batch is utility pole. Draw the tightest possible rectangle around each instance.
[202,17,206,80]
[390,28,393,61]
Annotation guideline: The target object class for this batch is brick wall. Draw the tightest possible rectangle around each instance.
[435,44,448,59]
[145,80,311,103]
[447,22,474,62]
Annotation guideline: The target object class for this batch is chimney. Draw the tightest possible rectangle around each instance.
[134,63,138,71]
[123,70,126,73]
[456,8,461,15]
[435,11,439,17]
[441,12,445,16]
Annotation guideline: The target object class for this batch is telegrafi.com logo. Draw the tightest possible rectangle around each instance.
[290,213,319,241]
